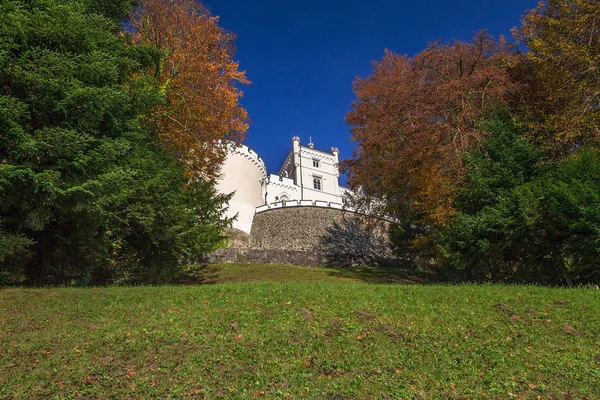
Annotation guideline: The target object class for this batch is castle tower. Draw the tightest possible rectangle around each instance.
[331,147,340,196]
[292,136,301,186]
[214,143,267,234]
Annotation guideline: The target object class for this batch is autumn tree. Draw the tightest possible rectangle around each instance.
[514,0,600,157]
[344,32,516,225]
[131,0,249,179]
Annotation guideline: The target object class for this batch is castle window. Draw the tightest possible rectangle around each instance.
[312,159,320,168]
[313,177,322,190]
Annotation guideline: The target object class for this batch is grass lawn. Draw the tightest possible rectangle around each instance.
[180,263,430,285]
[1,265,599,399]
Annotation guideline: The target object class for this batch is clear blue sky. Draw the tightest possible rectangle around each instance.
[201,0,538,184]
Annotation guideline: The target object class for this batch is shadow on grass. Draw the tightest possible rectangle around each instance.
[175,263,439,285]
[176,264,220,285]
[324,265,438,284]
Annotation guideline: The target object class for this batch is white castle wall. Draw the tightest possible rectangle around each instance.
[265,174,300,203]
[215,143,267,234]
[295,143,341,203]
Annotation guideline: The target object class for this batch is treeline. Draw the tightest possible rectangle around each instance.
[0,0,247,285]
[345,0,600,286]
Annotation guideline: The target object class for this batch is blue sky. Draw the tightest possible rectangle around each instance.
[201,0,538,184]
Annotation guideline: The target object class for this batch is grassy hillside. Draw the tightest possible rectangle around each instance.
[180,263,430,285]
[1,265,598,399]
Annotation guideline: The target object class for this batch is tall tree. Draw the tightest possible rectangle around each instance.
[0,0,231,285]
[439,115,600,286]
[514,0,600,157]
[131,0,249,179]
[344,32,516,225]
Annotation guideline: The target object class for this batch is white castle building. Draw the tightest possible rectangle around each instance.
[215,136,352,234]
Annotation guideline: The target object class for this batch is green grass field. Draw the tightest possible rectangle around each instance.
[1,264,599,399]
[180,263,430,285]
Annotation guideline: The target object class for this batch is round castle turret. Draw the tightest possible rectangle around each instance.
[215,143,267,233]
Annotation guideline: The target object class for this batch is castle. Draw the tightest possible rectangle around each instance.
[215,136,352,234]
[212,136,393,267]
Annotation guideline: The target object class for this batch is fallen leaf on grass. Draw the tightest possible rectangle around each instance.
[354,310,375,319]
[562,325,585,336]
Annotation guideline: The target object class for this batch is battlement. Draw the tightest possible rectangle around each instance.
[228,142,267,178]
[255,199,353,214]
[267,174,296,189]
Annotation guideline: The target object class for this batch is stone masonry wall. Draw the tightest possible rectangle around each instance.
[207,206,394,267]
[249,206,352,251]
[206,248,327,266]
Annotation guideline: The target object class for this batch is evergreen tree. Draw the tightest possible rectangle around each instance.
[0,0,231,285]
[438,115,600,285]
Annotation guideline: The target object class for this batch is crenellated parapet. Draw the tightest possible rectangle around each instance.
[267,174,297,190]
[300,148,335,163]
[255,199,353,214]
[227,142,267,180]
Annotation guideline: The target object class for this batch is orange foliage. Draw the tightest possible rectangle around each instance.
[344,32,517,225]
[131,0,249,178]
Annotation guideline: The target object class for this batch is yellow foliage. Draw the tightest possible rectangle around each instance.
[514,0,600,157]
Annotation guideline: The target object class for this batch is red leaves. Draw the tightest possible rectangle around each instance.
[345,31,515,225]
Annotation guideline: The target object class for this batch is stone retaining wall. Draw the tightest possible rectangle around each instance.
[207,206,395,267]
[250,206,355,251]
[206,248,326,266]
